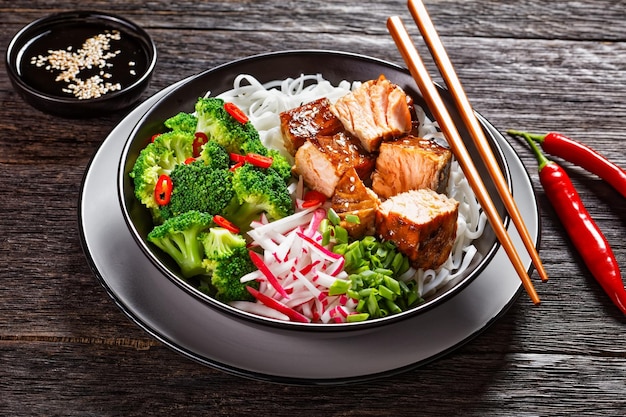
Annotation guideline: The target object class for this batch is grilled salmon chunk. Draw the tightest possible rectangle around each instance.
[330,75,412,152]
[331,168,380,238]
[293,131,376,197]
[376,189,459,270]
[371,135,452,199]
[279,97,344,155]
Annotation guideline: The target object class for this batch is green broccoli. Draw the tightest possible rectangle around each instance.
[130,142,170,211]
[200,227,247,260]
[201,246,259,303]
[166,161,237,219]
[153,130,195,165]
[195,97,262,155]
[267,149,293,183]
[227,162,294,229]
[164,111,198,134]
[147,210,215,278]
[199,140,231,170]
[129,129,196,220]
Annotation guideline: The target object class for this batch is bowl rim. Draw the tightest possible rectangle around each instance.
[117,49,510,332]
[5,10,157,106]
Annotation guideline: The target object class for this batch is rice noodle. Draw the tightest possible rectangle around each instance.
[215,74,487,300]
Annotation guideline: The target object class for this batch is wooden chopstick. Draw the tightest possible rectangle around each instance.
[387,16,541,304]
[407,0,548,283]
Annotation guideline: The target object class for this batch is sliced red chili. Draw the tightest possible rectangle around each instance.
[224,102,249,124]
[154,174,173,206]
[301,190,327,207]
[151,133,161,143]
[229,152,247,163]
[184,157,196,164]
[213,215,240,234]
[229,161,245,172]
[192,132,208,157]
[245,153,273,169]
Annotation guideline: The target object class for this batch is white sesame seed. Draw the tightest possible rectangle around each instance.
[30,30,126,99]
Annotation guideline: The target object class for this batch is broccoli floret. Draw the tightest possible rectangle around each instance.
[200,140,230,170]
[239,135,268,156]
[130,141,181,224]
[195,97,261,155]
[227,163,294,229]
[153,130,195,165]
[166,161,237,218]
[147,210,214,278]
[201,246,258,303]
[200,227,247,260]
[164,111,198,134]
[130,130,196,221]
[267,149,293,183]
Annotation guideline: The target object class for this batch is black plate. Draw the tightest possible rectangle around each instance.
[80,54,540,382]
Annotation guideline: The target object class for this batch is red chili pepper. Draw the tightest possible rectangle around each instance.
[213,215,240,234]
[154,174,173,206]
[525,136,626,315]
[229,161,244,172]
[224,102,249,124]
[301,190,327,208]
[229,153,246,163]
[509,130,626,198]
[184,157,196,165]
[245,153,273,169]
[192,132,208,157]
[151,133,161,143]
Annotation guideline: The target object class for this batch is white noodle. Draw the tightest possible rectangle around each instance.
[216,74,487,300]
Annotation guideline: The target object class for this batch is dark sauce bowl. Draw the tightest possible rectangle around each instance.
[5,11,157,118]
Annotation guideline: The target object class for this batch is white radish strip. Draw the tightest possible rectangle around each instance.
[313,270,340,289]
[284,294,315,308]
[247,207,316,242]
[229,301,289,321]
[292,270,322,298]
[240,269,263,283]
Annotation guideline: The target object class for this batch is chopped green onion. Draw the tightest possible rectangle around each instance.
[378,285,395,301]
[328,279,351,296]
[345,214,361,224]
[334,226,349,244]
[327,208,340,225]
[347,313,369,322]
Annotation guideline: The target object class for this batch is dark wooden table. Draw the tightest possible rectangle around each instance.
[2,1,626,415]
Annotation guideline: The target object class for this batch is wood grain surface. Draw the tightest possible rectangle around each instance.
[1,1,626,415]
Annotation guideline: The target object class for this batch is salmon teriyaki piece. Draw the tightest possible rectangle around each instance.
[330,75,412,153]
[371,135,452,199]
[375,189,459,270]
[293,131,376,197]
[331,167,381,238]
[279,97,344,155]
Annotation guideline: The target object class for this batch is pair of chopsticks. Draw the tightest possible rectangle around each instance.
[387,0,547,304]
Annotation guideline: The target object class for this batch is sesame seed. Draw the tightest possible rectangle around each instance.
[30,30,126,100]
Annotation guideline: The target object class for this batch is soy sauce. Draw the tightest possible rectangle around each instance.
[17,22,150,99]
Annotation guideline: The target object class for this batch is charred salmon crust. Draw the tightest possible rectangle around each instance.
[279,97,344,155]
[376,189,459,270]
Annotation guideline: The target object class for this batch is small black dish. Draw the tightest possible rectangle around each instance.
[5,11,157,118]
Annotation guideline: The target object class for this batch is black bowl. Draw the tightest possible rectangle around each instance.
[5,11,157,118]
[118,50,510,331]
